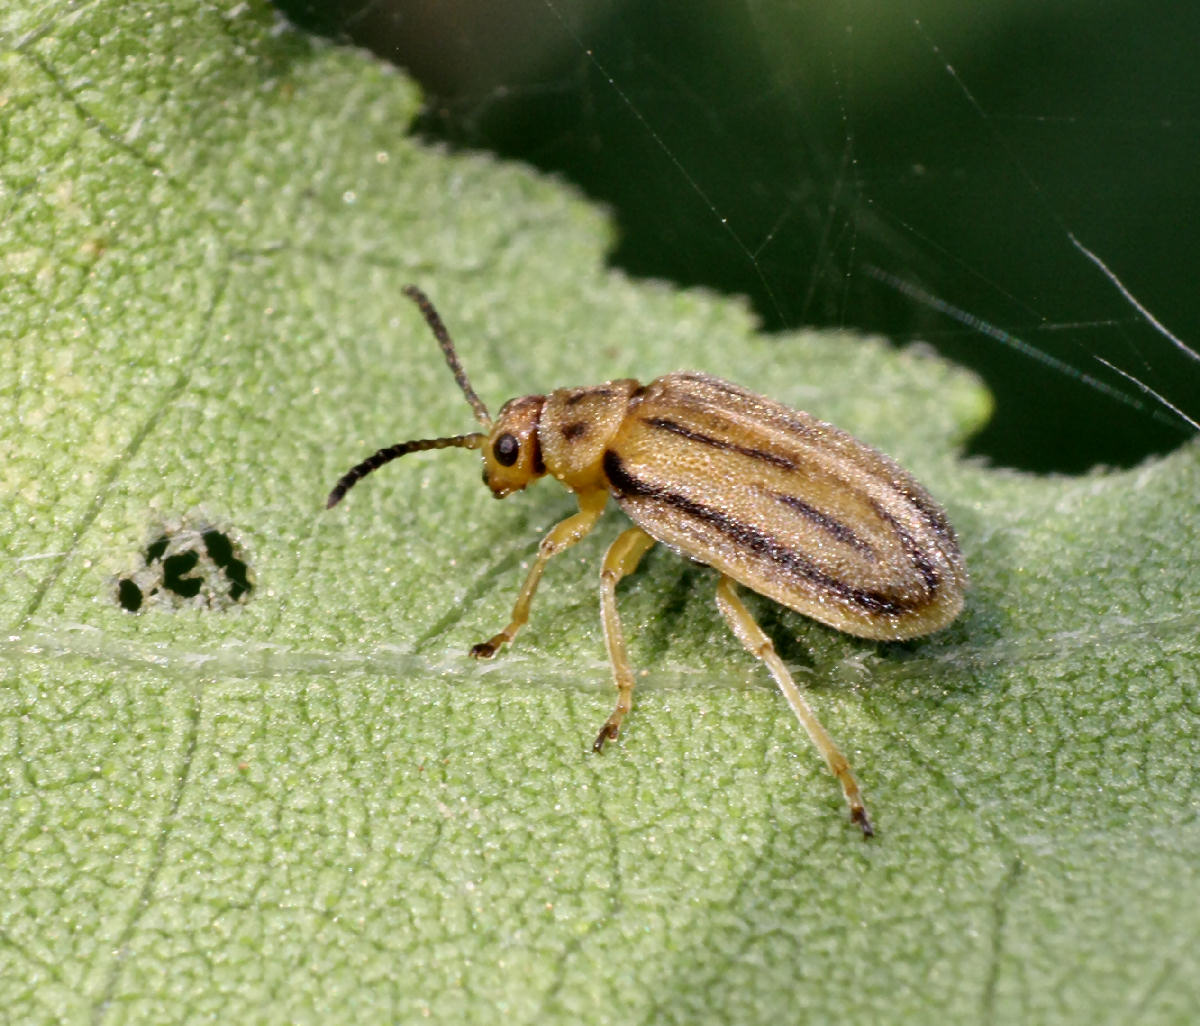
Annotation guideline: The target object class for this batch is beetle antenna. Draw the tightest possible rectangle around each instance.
[326,433,486,509]
[402,285,492,428]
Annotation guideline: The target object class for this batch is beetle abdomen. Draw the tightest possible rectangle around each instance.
[604,372,967,640]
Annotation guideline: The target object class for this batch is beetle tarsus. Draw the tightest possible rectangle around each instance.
[470,639,500,659]
[592,722,619,752]
[852,805,875,839]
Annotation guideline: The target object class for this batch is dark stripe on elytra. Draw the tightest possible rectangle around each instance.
[667,376,955,583]
[673,372,757,402]
[898,482,957,545]
[668,373,823,440]
[604,450,924,616]
[646,414,881,556]
[870,501,941,594]
[768,490,875,555]
[642,416,797,470]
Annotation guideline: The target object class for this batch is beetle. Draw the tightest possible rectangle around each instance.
[327,285,968,836]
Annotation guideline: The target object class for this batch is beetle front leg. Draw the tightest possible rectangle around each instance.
[714,575,874,837]
[593,526,656,750]
[470,488,609,658]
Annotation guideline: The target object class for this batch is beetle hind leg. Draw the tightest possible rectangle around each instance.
[593,526,657,751]
[714,575,874,837]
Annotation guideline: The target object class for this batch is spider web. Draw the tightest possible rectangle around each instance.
[279,0,1200,472]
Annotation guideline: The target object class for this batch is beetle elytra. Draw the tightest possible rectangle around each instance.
[327,286,968,836]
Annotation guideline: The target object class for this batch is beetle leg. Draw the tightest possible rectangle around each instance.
[714,575,874,838]
[470,488,609,658]
[593,526,657,750]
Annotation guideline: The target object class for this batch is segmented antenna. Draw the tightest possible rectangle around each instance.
[326,433,485,509]
[402,285,492,428]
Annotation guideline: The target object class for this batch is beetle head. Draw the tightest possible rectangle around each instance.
[481,394,547,498]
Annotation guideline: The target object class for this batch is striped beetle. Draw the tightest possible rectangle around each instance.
[327,286,968,835]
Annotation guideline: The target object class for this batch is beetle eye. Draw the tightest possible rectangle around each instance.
[494,433,519,467]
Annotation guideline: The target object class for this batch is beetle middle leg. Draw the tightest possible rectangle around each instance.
[470,488,609,658]
[714,575,874,837]
[593,525,657,751]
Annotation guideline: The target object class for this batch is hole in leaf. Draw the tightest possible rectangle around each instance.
[162,551,202,596]
[117,577,144,612]
[202,530,234,565]
[114,518,255,612]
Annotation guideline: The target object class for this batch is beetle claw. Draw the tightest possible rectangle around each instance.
[852,805,875,839]
[592,722,619,752]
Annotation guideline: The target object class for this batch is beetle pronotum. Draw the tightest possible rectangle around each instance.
[328,286,967,836]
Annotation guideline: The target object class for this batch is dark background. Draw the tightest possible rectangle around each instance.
[275,0,1200,472]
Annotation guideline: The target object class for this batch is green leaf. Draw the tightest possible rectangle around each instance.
[2,3,1197,1023]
